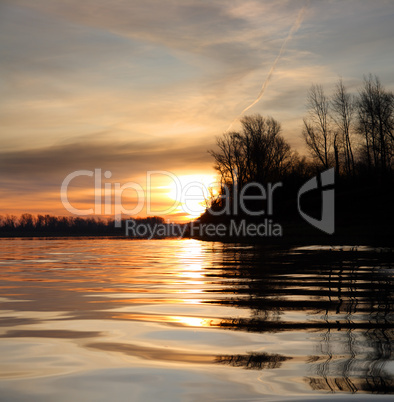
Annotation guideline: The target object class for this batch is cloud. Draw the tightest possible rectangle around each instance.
[0,0,310,95]
[0,134,213,183]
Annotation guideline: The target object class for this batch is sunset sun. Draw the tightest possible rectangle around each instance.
[166,174,219,220]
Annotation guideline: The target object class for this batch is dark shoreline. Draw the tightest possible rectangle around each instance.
[0,231,392,247]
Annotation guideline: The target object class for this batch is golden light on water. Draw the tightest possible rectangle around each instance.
[168,316,209,327]
[175,239,205,276]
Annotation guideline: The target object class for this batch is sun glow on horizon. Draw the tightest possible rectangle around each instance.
[166,174,220,220]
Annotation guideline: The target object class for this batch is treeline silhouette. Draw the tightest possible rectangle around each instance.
[200,74,394,244]
[0,214,166,237]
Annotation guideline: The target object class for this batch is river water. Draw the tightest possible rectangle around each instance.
[0,238,393,401]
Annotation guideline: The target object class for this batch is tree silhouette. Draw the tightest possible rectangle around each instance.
[302,84,335,170]
[357,74,394,177]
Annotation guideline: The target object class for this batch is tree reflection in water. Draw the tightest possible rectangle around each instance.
[216,352,291,370]
[210,246,394,393]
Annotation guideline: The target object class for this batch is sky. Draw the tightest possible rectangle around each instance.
[1,0,394,221]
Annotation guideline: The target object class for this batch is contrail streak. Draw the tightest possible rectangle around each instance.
[226,4,308,131]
